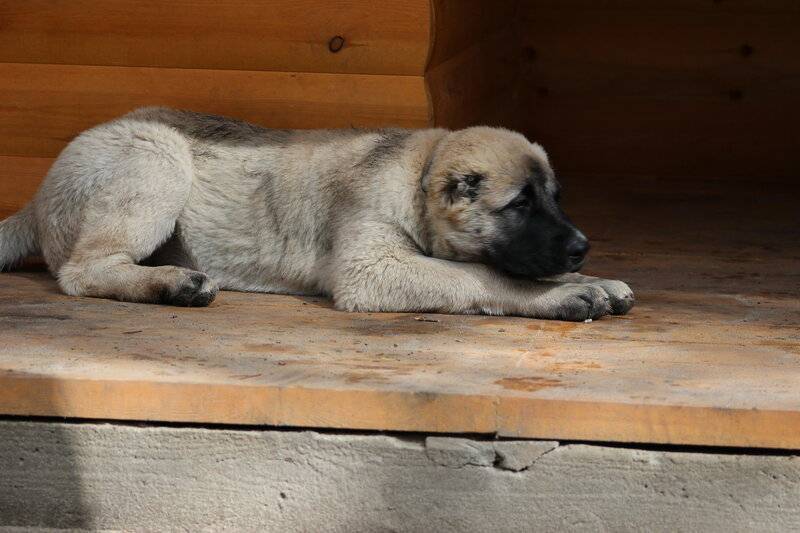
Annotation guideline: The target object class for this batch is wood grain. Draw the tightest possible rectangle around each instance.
[427,0,519,69]
[517,3,800,181]
[1,177,798,449]
[0,63,431,159]
[426,1,523,130]
[0,0,431,75]
[0,156,50,219]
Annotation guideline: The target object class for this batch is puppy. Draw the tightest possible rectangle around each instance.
[0,107,633,321]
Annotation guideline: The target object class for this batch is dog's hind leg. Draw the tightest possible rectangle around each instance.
[59,229,219,306]
[54,120,218,306]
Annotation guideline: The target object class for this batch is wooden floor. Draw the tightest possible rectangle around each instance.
[1,176,798,449]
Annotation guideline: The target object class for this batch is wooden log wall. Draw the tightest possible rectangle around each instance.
[516,1,800,182]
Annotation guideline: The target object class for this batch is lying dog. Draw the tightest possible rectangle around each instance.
[0,108,633,321]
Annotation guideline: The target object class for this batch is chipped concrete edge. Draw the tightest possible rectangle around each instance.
[425,436,559,472]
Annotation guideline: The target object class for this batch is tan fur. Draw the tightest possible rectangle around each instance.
[0,108,633,320]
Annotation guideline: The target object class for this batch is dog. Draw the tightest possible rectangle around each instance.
[0,107,633,321]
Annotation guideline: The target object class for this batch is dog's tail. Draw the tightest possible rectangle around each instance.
[0,204,39,270]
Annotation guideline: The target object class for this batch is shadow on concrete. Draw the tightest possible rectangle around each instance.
[0,377,91,528]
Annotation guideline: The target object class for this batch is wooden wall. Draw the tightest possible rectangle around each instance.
[0,1,434,147]
[515,1,800,182]
[0,0,440,218]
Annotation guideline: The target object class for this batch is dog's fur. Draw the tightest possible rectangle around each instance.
[0,108,633,320]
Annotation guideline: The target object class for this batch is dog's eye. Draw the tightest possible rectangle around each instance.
[505,184,533,211]
[510,196,529,210]
[464,173,483,187]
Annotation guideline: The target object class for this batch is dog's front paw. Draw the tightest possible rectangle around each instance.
[591,279,634,315]
[158,270,219,307]
[552,284,612,321]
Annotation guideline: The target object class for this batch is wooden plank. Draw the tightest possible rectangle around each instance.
[0,156,50,219]
[427,0,519,69]
[516,4,800,181]
[0,375,497,435]
[0,63,431,159]
[0,177,798,449]
[0,0,431,75]
[0,274,798,449]
[426,10,522,130]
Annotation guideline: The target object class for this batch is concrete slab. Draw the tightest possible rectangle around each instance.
[1,420,798,531]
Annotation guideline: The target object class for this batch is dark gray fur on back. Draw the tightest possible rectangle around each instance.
[127,108,292,147]
[359,130,412,171]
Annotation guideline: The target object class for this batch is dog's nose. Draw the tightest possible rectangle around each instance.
[566,234,590,270]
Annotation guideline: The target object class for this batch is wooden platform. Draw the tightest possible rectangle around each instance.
[1,176,798,449]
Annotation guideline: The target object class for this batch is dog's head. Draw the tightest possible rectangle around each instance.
[423,127,588,278]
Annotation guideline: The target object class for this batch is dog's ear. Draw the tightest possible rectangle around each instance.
[444,173,483,204]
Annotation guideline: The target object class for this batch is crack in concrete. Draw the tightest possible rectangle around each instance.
[492,440,560,472]
[424,436,559,472]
